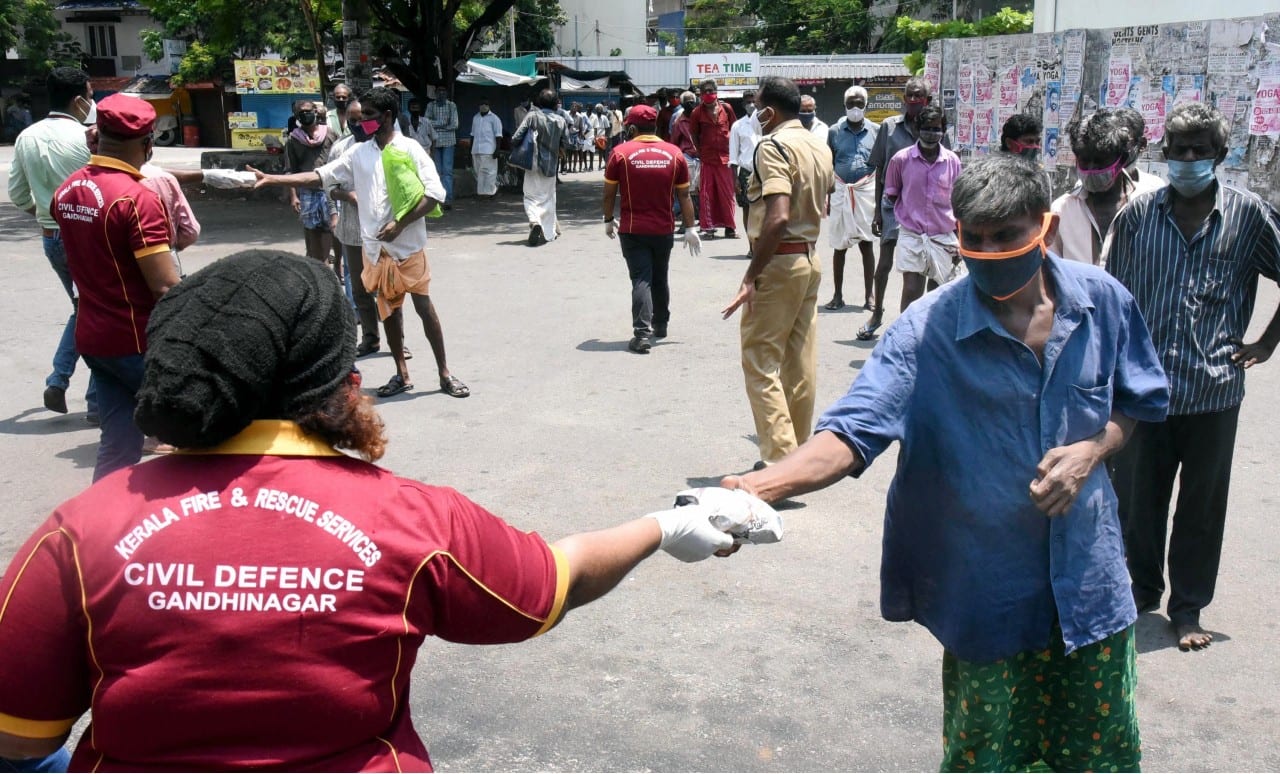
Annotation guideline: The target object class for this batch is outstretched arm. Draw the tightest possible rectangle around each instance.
[723,430,861,503]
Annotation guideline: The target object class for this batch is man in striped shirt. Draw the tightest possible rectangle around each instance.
[1106,102,1280,652]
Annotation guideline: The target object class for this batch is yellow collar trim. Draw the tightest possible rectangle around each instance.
[89,154,145,179]
[181,420,343,457]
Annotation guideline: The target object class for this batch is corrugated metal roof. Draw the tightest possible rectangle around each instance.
[760,61,909,80]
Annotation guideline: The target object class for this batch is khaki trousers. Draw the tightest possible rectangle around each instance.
[740,248,821,463]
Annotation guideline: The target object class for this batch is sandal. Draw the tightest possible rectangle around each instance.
[855,315,883,341]
[824,298,845,310]
[440,375,470,398]
[376,374,413,398]
[403,346,412,360]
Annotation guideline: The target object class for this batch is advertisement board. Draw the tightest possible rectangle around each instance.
[233,60,322,95]
[687,53,761,89]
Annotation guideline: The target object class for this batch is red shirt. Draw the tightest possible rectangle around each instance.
[604,136,691,235]
[670,115,698,158]
[0,421,568,772]
[689,101,736,165]
[52,155,172,357]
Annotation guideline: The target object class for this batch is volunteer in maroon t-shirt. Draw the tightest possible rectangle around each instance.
[52,93,178,481]
[602,104,702,355]
[0,250,764,772]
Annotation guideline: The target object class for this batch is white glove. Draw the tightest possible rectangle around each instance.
[683,228,702,256]
[673,487,782,545]
[202,169,257,189]
[645,506,735,562]
[605,218,618,239]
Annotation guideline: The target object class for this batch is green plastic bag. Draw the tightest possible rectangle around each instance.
[382,145,443,221]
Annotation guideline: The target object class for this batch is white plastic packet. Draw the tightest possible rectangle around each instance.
[673,487,782,545]
[201,169,257,189]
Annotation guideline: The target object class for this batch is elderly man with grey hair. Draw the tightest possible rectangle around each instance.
[1106,101,1280,652]
[824,84,879,310]
[723,152,1169,771]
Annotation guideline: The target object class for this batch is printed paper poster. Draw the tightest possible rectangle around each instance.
[1105,57,1132,108]
[1251,77,1280,138]
[1137,82,1166,143]
[999,66,1019,109]
[957,104,975,148]
[958,64,975,104]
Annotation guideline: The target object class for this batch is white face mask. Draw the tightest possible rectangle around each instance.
[749,109,764,137]
[79,96,97,126]
[846,107,865,123]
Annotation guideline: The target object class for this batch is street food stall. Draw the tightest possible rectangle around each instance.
[230,58,323,151]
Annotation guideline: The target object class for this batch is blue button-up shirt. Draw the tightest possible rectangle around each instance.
[815,257,1169,663]
[827,116,877,183]
[1106,184,1280,415]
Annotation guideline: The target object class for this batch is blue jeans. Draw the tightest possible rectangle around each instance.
[43,234,97,412]
[432,145,455,202]
[0,748,70,772]
[82,354,145,481]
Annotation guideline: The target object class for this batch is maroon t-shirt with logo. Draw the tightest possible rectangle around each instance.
[52,155,172,357]
[604,135,690,236]
[0,421,567,771]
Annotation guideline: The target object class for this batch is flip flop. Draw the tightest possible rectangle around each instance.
[376,374,413,398]
[440,375,470,398]
[855,320,883,341]
[824,298,845,310]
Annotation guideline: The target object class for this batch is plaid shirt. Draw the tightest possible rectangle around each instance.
[425,100,458,147]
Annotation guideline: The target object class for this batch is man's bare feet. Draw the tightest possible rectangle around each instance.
[1175,622,1213,651]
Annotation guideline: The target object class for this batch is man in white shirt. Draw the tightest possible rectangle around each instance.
[728,89,760,230]
[799,94,828,139]
[251,87,469,400]
[470,100,504,198]
[1050,108,1164,266]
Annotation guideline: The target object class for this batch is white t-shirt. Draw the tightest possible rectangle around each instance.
[317,134,446,263]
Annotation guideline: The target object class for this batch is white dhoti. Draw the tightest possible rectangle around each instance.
[827,173,876,249]
[474,153,499,196]
[894,229,963,286]
[522,167,558,241]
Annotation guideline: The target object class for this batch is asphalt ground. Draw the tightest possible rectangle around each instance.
[0,145,1277,771]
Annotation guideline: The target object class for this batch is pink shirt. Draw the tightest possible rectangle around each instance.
[883,143,962,237]
[141,163,201,251]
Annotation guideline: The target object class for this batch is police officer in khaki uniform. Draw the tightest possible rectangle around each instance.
[722,76,835,470]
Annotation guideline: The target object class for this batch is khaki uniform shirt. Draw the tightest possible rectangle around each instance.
[746,119,834,245]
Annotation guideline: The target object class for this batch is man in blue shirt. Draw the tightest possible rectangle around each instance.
[825,85,879,312]
[724,154,1169,771]
[1106,102,1280,652]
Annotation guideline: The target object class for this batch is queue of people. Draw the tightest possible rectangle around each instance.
[4,65,1280,773]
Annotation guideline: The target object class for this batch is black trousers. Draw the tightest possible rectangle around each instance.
[1111,406,1240,626]
[619,232,673,337]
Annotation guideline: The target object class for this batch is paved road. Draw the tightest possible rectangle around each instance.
[1,145,1278,770]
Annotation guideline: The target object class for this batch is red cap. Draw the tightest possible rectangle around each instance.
[625,104,658,126]
[96,94,156,140]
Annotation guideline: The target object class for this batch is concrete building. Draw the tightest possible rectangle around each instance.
[554,0,649,59]
[53,0,175,77]
[1033,0,1280,32]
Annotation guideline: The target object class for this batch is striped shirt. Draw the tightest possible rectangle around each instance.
[1106,184,1280,415]
[424,99,458,147]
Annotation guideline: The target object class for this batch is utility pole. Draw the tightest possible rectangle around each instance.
[595,20,600,56]
[509,6,517,57]
[341,0,373,95]
[574,15,580,69]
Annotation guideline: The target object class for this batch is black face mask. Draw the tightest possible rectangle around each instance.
[333,99,349,110]
[298,111,317,126]
[349,121,370,142]
[682,102,696,112]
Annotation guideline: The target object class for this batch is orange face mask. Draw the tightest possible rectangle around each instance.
[957,213,1053,300]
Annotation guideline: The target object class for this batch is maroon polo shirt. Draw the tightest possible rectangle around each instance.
[605,135,691,235]
[0,421,568,772]
[52,155,172,357]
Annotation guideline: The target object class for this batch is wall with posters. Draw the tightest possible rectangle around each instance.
[926,13,1280,207]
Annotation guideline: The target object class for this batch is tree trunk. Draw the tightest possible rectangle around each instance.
[298,0,330,98]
